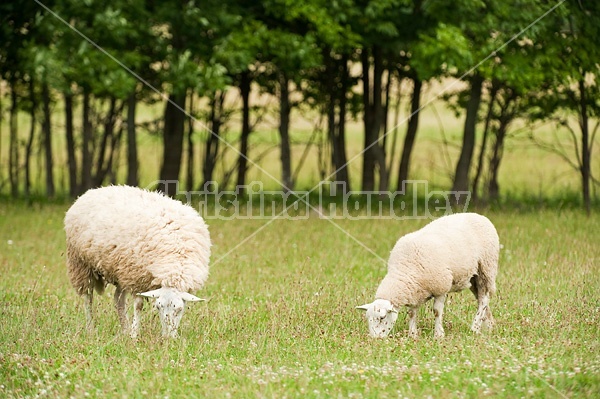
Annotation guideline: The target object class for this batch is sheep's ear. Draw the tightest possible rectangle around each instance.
[138,288,164,299]
[180,292,205,303]
[356,304,371,311]
[388,307,399,314]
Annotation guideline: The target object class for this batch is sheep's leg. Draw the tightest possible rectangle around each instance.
[483,305,495,330]
[433,295,446,339]
[469,276,479,299]
[84,288,94,332]
[408,306,418,338]
[471,292,490,333]
[114,286,129,335]
[130,296,144,339]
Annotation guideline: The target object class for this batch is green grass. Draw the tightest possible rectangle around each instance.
[1,201,598,398]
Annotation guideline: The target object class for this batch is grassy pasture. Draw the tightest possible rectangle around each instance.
[0,200,598,398]
[1,83,599,398]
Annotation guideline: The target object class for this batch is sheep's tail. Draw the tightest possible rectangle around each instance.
[477,243,499,297]
[478,262,497,296]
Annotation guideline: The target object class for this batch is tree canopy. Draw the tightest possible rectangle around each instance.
[0,0,598,210]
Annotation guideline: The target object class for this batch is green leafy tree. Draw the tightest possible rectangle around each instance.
[252,0,324,191]
[413,0,550,200]
[525,0,600,214]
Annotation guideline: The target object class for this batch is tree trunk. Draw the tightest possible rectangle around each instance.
[185,90,194,192]
[452,73,484,198]
[202,91,224,188]
[104,120,123,186]
[279,73,293,191]
[361,48,375,191]
[9,80,19,198]
[0,89,3,188]
[41,82,54,198]
[64,92,78,197]
[326,50,338,178]
[158,91,186,196]
[372,46,388,192]
[325,50,351,191]
[236,70,252,193]
[487,120,508,201]
[25,78,36,199]
[92,97,118,187]
[336,53,350,190]
[361,46,388,192]
[578,78,590,215]
[81,90,93,192]
[126,91,138,187]
[397,76,422,188]
[472,82,499,202]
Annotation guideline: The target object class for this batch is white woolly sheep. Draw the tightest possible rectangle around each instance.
[357,212,499,338]
[64,185,211,338]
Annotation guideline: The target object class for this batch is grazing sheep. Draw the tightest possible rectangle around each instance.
[357,212,499,338]
[64,185,211,338]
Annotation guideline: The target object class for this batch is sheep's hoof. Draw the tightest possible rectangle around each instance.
[482,318,495,331]
[434,330,445,339]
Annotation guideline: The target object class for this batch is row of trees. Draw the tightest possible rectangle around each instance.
[0,0,598,212]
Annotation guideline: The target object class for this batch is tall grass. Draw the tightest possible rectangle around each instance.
[0,201,598,398]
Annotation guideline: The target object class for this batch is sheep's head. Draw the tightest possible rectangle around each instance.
[356,299,399,338]
[138,287,205,338]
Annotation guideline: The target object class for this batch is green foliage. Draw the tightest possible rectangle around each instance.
[0,0,599,203]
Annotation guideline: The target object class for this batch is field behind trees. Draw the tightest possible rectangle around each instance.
[0,82,597,205]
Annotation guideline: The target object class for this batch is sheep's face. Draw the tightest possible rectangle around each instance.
[356,299,399,338]
[138,288,205,338]
[154,291,186,338]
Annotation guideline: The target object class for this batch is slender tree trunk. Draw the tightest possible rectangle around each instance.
[452,73,484,198]
[578,78,590,215]
[361,48,375,191]
[325,51,341,182]
[25,78,36,199]
[126,91,138,187]
[381,70,393,193]
[186,90,194,192]
[372,46,388,192]
[159,91,186,196]
[81,90,93,192]
[236,71,252,193]
[397,76,422,188]
[387,77,402,185]
[325,50,350,190]
[104,120,123,185]
[336,53,350,190]
[472,83,499,202]
[278,73,293,191]
[93,97,117,187]
[0,89,3,189]
[202,91,223,188]
[487,119,508,201]
[64,92,78,197]
[361,47,388,191]
[9,80,19,198]
[41,82,54,198]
